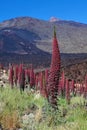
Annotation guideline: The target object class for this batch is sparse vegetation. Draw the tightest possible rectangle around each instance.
[0,87,87,130]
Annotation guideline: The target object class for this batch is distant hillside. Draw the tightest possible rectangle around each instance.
[0,17,87,54]
[0,17,87,67]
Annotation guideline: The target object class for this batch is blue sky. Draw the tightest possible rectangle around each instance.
[0,0,87,24]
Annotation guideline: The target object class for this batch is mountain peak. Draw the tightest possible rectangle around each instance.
[49,17,61,22]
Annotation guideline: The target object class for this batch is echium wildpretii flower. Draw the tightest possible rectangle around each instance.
[18,64,25,91]
[47,27,61,108]
[65,79,70,104]
[84,74,87,98]
[30,64,35,88]
[45,69,49,86]
[38,71,48,98]
[35,73,39,90]
[18,64,23,84]
[9,63,14,88]
[14,64,19,86]
[71,79,75,95]
[25,68,30,84]
[39,72,43,93]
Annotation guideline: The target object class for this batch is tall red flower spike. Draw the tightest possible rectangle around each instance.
[71,79,75,95]
[66,79,70,104]
[25,68,30,84]
[47,27,61,108]
[39,72,43,94]
[45,69,49,85]
[34,73,38,89]
[18,64,23,84]
[39,71,48,98]
[30,64,35,87]
[9,64,14,88]
[14,64,19,86]
[18,64,25,91]
[84,74,87,98]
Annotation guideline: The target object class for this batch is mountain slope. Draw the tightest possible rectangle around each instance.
[0,17,87,54]
[0,17,87,67]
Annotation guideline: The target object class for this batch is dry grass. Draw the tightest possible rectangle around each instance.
[0,110,21,130]
[35,108,42,123]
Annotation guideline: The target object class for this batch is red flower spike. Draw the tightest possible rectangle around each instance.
[30,65,35,87]
[71,79,75,95]
[18,64,25,91]
[14,65,19,86]
[47,27,61,108]
[45,69,49,84]
[9,64,14,88]
[84,75,87,98]
[66,79,70,104]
